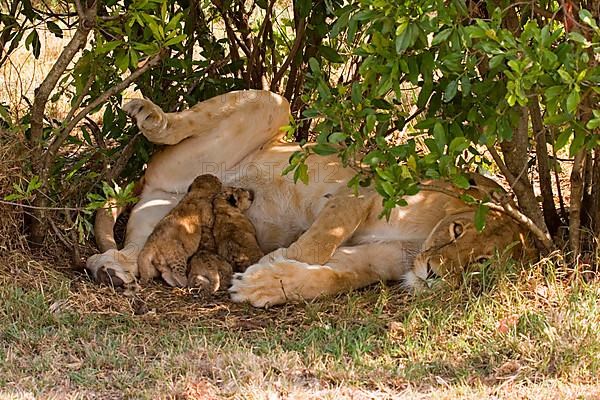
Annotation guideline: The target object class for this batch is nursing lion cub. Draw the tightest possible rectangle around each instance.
[138,174,222,287]
[187,187,264,293]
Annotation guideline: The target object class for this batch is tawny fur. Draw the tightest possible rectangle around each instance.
[87,90,536,308]
[185,186,260,291]
[187,251,233,294]
[137,174,222,286]
[213,187,264,272]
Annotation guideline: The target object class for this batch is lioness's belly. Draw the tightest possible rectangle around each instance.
[222,142,353,251]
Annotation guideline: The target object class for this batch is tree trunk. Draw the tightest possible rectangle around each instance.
[529,97,561,235]
[569,149,586,258]
[498,107,550,243]
[28,2,97,245]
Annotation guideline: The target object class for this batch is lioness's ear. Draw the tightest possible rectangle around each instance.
[449,221,464,240]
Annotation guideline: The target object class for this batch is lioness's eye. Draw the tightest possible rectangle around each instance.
[450,222,464,239]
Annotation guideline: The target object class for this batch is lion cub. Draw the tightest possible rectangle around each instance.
[186,187,264,293]
[213,187,264,272]
[138,174,222,287]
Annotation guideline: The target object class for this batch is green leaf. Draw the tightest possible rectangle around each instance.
[328,132,347,143]
[444,79,458,102]
[308,57,320,74]
[566,90,580,114]
[363,150,384,166]
[474,203,489,232]
[557,69,572,83]
[164,34,186,47]
[351,83,361,105]
[395,24,418,54]
[318,45,343,63]
[46,21,63,38]
[586,118,600,130]
[569,131,585,156]
[25,29,41,58]
[544,85,564,100]
[379,180,395,197]
[452,174,470,189]
[568,32,587,44]
[432,28,452,46]
[312,143,337,156]
[489,54,504,69]
[97,40,122,54]
[26,176,41,193]
[579,9,597,29]
[544,113,570,125]
[449,137,469,154]
[0,104,11,125]
[296,0,311,18]
[433,122,447,150]
[115,51,129,72]
[366,114,376,133]
[554,130,572,151]
[294,163,309,184]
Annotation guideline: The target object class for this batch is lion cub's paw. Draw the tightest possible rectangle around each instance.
[123,99,167,141]
[188,251,233,295]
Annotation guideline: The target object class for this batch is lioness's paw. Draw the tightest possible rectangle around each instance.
[229,260,311,308]
[123,99,167,141]
[86,250,137,288]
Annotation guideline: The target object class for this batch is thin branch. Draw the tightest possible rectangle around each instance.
[486,144,516,183]
[270,18,306,92]
[30,1,96,147]
[43,52,163,166]
[569,146,587,257]
[62,67,95,125]
[104,133,142,182]
[0,199,84,211]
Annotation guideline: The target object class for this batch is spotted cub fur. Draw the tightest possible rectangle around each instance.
[137,174,221,287]
[186,186,263,293]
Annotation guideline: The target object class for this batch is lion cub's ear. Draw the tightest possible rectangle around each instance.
[226,192,238,207]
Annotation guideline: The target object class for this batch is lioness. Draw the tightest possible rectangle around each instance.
[86,90,535,307]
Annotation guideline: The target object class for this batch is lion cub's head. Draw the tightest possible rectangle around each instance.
[220,187,254,211]
[188,174,223,195]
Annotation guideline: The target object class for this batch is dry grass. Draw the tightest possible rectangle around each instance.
[1,15,599,400]
[1,244,599,398]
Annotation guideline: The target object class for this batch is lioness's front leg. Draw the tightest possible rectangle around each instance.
[86,189,183,285]
[229,241,421,307]
[264,190,378,265]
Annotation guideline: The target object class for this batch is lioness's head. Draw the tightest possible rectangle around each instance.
[405,210,536,290]
[188,174,222,194]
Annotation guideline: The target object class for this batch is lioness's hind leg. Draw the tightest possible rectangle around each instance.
[123,99,169,142]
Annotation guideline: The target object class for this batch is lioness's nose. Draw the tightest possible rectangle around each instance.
[426,261,438,280]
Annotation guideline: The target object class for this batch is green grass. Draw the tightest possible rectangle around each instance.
[1,254,599,399]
